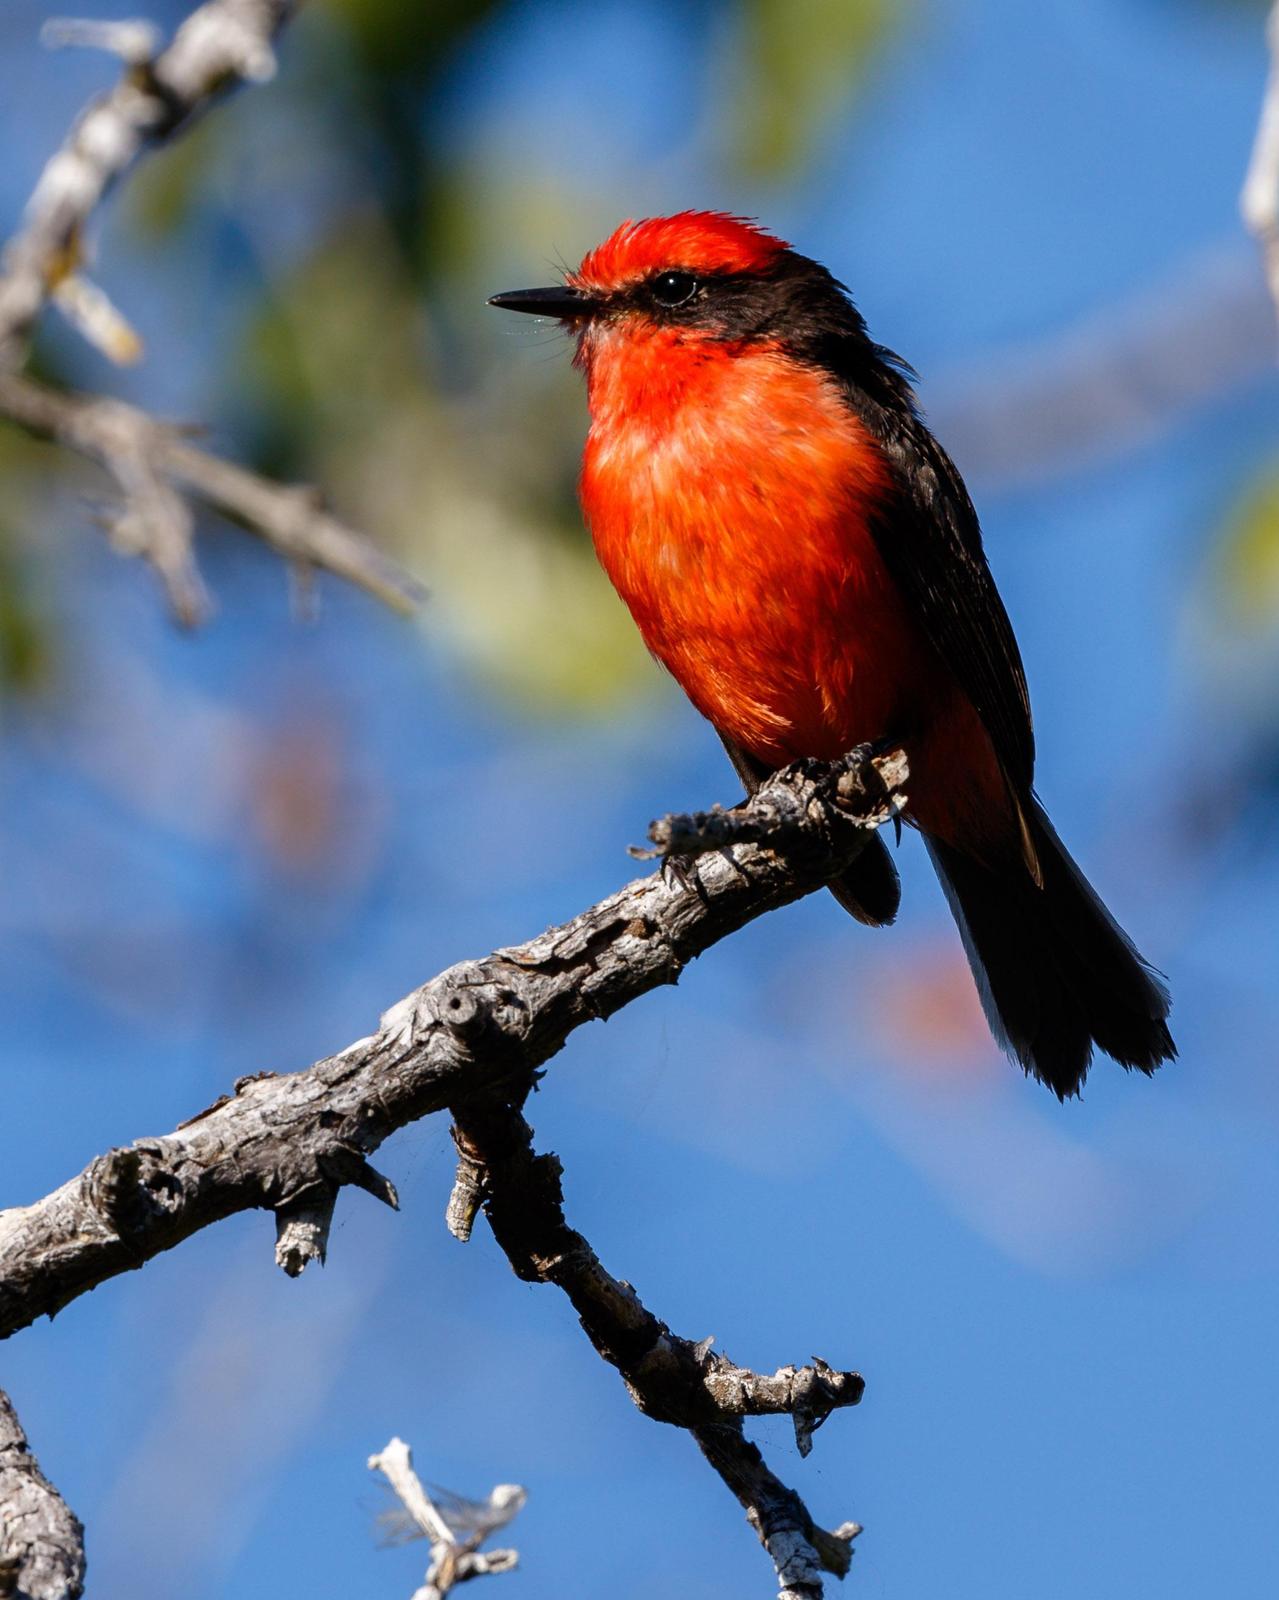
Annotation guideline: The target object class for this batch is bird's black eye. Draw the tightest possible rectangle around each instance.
[650,270,699,308]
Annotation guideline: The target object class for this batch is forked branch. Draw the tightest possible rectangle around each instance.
[0,747,906,1599]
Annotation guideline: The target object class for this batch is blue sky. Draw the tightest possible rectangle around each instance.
[2,2,1278,1597]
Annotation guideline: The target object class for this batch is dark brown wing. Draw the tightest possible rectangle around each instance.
[798,310,1035,795]
[718,732,900,927]
[870,413,1034,791]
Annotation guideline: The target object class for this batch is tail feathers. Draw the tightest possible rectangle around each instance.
[926,801,1174,1098]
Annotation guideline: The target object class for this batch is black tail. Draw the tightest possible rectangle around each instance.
[925,800,1175,1098]
[827,832,901,927]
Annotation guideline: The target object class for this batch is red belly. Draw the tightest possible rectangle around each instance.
[579,330,1013,854]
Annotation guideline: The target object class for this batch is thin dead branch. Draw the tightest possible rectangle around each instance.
[450,1095,863,1600]
[0,1,295,365]
[0,747,903,1340]
[0,4,422,619]
[0,371,423,617]
[368,1438,523,1600]
[0,1389,85,1600]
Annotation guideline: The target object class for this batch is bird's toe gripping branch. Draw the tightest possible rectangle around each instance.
[636,743,908,866]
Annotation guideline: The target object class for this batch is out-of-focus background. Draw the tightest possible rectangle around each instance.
[2,1,1278,1595]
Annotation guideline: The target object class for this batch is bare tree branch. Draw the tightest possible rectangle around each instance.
[0,371,424,617]
[0,1390,84,1600]
[0,0,295,365]
[450,1094,863,1600]
[0,749,901,1597]
[0,745,903,1342]
[1243,3,1279,331]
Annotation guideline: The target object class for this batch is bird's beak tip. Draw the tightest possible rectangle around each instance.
[487,286,592,318]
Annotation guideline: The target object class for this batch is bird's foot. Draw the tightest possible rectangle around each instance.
[659,852,700,895]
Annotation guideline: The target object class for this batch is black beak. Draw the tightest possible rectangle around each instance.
[487,285,594,319]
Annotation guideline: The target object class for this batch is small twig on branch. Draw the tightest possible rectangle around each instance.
[273,1184,337,1277]
[450,1095,863,1600]
[445,1124,488,1244]
[1243,2,1279,331]
[0,371,423,619]
[0,1389,85,1600]
[368,1438,523,1600]
[0,747,903,1336]
[97,411,208,624]
[0,0,294,366]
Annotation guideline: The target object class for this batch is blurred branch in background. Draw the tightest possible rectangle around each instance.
[0,0,293,365]
[0,1,421,623]
[0,1388,84,1600]
[368,1438,523,1600]
[0,370,422,622]
[1242,1,1279,330]
[0,747,905,1599]
[931,248,1275,490]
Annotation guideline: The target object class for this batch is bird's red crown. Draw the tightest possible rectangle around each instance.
[569,211,789,294]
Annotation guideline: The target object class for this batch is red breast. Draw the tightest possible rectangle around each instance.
[579,321,926,765]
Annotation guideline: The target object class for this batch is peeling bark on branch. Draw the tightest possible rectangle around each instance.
[0,1390,84,1600]
[0,748,902,1339]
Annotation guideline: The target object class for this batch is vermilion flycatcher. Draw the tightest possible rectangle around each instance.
[490,212,1174,1097]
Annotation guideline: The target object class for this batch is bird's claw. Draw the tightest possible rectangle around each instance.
[660,852,700,895]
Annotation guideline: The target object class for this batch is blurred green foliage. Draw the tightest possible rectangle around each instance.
[730,0,900,177]
[0,422,58,701]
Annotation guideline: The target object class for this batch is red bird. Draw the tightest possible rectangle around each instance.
[490,212,1174,1096]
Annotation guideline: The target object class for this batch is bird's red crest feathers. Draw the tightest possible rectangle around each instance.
[569,211,789,294]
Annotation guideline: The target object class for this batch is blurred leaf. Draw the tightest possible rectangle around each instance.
[1217,468,1279,629]
[730,0,902,178]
